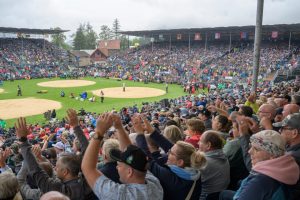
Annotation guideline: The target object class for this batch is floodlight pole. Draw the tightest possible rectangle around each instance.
[288,31,292,51]
[251,0,264,92]
[169,35,172,52]
[188,33,191,57]
[229,32,232,52]
[205,33,207,52]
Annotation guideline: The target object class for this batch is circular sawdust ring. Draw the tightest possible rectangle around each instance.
[0,98,62,120]
[92,87,166,98]
[37,80,96,88]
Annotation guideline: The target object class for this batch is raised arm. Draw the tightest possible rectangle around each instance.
[131,115,152,158]
[16,117,62,193]
[81,113,113,188]
[146,118,173,153]
[66,109,89,154]
[112,114,131,151]
[17,162,42,200]
[236,116,252,171]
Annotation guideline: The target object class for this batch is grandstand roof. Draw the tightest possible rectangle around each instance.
[0,27,69,35]
[119,24,300,41]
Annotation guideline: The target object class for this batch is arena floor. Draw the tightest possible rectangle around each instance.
[0,80,167,120]
[92,87,166,98]
[37,80,96,87]
[0,88,4,93]
[0,98,61,119]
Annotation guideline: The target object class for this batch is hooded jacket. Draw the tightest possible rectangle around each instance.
[200,149,230,200]
[234,154,300,200]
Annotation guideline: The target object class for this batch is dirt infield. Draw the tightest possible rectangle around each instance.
[0,98,61,119]
[92,87,166,98]
[0,89,4,93]
[37,80,96,88]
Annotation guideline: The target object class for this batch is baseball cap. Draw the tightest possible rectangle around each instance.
[273,113,300,130]
[110,145,147,172]
[52,141,65,150]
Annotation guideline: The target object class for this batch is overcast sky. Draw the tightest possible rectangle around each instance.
[0,0,299,39]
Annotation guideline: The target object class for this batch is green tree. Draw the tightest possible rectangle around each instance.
[99,25,112,40]
[112,18,121,39]
[85,23,98,49]
[120,34,129,50]
[50,27,67,48]
[73,23,86,50]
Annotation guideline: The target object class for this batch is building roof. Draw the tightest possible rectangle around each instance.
[91,48,109,58]
[0,27,69,35]
[119,23,300,41]
[70,50,90,57]
[98,40,120,49]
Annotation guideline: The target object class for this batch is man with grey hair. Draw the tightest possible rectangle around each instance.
[0,171,22,200]
[273,113,300,199]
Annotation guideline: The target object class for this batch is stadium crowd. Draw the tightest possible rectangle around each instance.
[1,38,299,88]
[1,77,300,200]
[1,38,300,200]
[0,38,71,80]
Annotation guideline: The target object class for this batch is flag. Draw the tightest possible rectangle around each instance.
[271,31,278,39]
[240,32,247,39]
[194,33,201,40]
[177,34,182,40]
[215,32,221,39]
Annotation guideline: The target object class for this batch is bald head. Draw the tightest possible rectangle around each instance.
[258,104,277,119]
[283,104,300,118]
[40,191,70,200]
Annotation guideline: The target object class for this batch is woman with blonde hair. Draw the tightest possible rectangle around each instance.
[164,125,184,143]
[133,115,207,200]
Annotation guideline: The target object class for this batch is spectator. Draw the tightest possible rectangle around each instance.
[211,115,231,140]
[273,113,300,199]
[220,130,299,200]
[198,131,230,200]
[15,114,96,200]
[134,115,206,200]
[223,122,249,190]
[282,104,300,118]
[40,191,70,200]
[163,125,184,144]
[81,113,164,200]
[0,171,23,200]
[198,109,212,130]
[97,138,120,183]
[184,118,206,148]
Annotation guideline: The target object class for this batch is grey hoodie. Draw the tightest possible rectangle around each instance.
[200,149,230,200]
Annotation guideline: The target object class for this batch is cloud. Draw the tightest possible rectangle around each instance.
[0,0,299,37]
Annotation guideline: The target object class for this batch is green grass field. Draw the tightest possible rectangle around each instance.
[0,77,186,127]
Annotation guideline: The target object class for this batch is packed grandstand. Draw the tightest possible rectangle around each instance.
[0,24,300,200]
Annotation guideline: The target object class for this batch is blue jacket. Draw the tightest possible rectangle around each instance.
[234,155,299,200]
[234,172,288,200]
